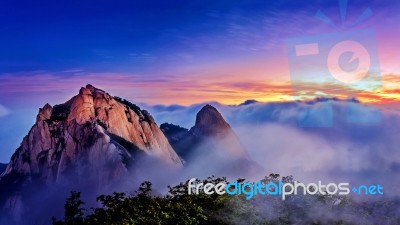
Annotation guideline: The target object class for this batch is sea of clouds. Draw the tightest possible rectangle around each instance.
[143,99,400,196]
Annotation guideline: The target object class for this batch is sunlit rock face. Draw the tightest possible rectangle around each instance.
[0,85,184,224]
[1,84,182,187]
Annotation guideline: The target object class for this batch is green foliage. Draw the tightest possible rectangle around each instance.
[52,191,85,225]
[52,177,229,225]
[50,104,70,121]
[52,174,400,225]
[113,96,154,124]
[113,97,142,116]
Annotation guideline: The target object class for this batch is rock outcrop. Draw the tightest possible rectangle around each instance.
[160,123,189,159]
[0,84,182,206]
[163,104,262,176]
[0,85,184,224]
[190,105,251,158]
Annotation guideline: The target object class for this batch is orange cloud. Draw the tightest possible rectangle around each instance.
[0,71,398,106]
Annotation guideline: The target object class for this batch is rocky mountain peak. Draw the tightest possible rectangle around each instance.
[162,105,251,160]
[239,99,259,106]
[2,85,182,187]
[36,103,53,122]
[0,85,185,223]
[162,104,263,177]
[193,104,231,137]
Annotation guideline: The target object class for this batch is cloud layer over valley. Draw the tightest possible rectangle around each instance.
[145,99,400,196]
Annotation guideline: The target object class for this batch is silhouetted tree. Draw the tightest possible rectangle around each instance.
[52,191,85,225]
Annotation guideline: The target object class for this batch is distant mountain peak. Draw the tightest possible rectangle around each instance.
[191,105,247,156]
[194,105,230,137]
[162,104,263,176]
[304,97,361,104]
[239,99,259,106]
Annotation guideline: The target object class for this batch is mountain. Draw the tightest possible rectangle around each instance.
[0,86,264,224]
[189,105,252,158]
[163,104,262,176]
[0,84,182,224]
[1,84,181,183]
[160,123,188,159]
[239,99,259,106]
[0,164,6,174]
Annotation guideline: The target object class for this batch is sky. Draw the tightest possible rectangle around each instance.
[0,0,399,162]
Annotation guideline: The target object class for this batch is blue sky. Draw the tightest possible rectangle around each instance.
[0,0,395,73]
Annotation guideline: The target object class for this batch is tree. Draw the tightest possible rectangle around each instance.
[52,177,228,225]
[52,176,400,225]
[52,191,85,225]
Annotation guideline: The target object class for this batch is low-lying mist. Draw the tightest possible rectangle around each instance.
[147,100,400,197]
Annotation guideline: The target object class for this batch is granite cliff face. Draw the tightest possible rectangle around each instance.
[1,84,181,187]
[0,85,184,224]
